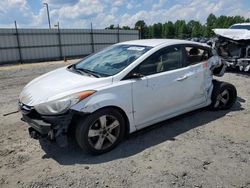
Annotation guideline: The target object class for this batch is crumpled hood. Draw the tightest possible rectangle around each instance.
[19,66,112,106]
[213,28,250,40]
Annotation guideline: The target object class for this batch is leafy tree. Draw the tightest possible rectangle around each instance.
[122,26,131,30]
[216,15,229,28]
[147,25,154,38]
[152,23,163,38]
[187,20,197,37]
[105,24,115,30]
[175,20,188,39]
[134,20,147,39]
[204,13,217,37]
[106,14,249,39]
[162,21,175,38]
[191,21,203,37]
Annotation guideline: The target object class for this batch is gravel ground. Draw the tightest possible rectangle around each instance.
[0,60,249,188]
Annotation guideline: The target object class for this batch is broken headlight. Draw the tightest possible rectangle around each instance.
[34,90,96,115]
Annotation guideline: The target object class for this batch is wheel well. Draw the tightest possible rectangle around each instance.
[97,106,130,137]
[68,106,130,137]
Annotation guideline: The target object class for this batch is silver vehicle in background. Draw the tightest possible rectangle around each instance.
[212,23,250,72]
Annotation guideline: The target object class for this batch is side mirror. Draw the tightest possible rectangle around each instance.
[127,72,144,79]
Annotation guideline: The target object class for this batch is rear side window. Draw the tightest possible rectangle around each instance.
[137,45,182,76]
[185,46,210,65]
[230,25,250,30]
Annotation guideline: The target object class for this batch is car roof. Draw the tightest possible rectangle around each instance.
[119,39,210,48]
[231,23,250,26]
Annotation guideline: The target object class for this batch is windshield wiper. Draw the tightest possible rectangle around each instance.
[71,65,101,78]
[78,68,101,78]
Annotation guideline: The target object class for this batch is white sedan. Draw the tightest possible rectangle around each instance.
[18,39,237,154]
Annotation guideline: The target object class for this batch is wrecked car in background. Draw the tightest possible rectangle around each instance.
[212,23,250,72]
[18,39,237,155]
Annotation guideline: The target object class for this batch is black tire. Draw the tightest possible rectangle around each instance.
[210,80,237,111]
[75,108,125,155]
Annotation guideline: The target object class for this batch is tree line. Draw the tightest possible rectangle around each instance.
[105,14,250,39]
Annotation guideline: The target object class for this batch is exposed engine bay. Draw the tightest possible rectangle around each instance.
[211,26,250,72]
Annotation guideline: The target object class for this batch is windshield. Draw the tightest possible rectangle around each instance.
[230,25,250,30]
[74,44,152,77]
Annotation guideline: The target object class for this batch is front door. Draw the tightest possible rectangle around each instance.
[131,45,207,129]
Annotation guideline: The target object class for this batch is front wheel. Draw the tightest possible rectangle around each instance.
[75,108,125,155]
[210,81,237,110]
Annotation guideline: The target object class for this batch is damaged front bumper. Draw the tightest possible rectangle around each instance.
[19,102,73,147]
[211,29,250,72]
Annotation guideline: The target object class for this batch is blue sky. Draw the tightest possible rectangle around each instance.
[0,0,249,28]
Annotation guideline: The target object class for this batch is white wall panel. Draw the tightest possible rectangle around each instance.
[0,28,139,64]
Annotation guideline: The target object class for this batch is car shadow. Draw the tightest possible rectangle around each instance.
[39,97,244,165]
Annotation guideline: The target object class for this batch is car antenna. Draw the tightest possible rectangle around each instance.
[3,110,19,116]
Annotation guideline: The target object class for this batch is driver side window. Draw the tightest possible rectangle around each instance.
[136,45,182,76]
[185,46,210,66]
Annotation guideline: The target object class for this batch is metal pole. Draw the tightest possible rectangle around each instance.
[90,22,94,53]
[57,22,63,59]
[14,21,23,64]
[44,3,51,29]
[138,26,142,39]
[117,24,120,43]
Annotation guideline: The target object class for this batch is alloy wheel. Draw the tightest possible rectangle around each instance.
[214,89,230,108]
[87,115,120,150]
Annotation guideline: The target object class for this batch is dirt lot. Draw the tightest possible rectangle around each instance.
[0,60,249,188]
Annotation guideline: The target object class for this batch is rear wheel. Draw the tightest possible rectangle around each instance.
[210,81,237,110]
[75,108,125,155]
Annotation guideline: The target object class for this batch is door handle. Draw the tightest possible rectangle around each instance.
[176,75,188,81]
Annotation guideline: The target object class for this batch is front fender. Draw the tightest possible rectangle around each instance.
[76,93,127,113]
[70,83,136,133]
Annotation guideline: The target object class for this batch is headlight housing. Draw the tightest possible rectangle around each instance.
[34,90,96,115]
